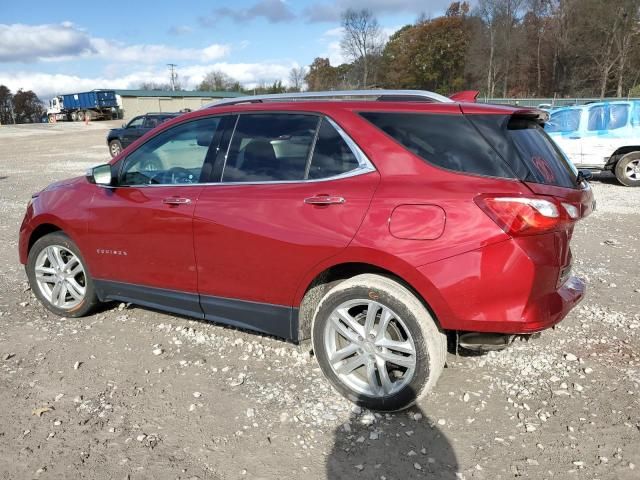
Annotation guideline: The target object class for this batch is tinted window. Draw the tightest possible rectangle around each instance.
[469,115,578,189]
[587,106,606,131]
[127,116,144,128]
[359,112,516,179]
[308,119,360,179]
[546,110,581,133]
[120,117,221,185]
[222,113,319,182]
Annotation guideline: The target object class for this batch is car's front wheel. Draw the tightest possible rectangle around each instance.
[312,274,446,411]
[26,232,98,317]
[109,140,122,158]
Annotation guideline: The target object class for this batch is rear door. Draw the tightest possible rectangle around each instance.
[193,113,379,339]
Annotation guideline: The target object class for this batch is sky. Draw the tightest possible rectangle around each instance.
[0,0,457,100]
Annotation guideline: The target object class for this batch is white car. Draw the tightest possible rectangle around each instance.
[545,101,640,186]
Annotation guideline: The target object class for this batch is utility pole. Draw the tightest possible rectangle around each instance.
[167,64,178,91]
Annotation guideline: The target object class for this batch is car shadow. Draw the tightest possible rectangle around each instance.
[0,176,7,181]
[326,387,459,479]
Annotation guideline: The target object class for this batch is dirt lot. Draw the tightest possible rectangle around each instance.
[0,121,639,480]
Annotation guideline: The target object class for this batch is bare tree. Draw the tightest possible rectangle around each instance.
[197,70,241,91]
[615,1,640,97]
[288,67,306,91]
[340,8,384,87]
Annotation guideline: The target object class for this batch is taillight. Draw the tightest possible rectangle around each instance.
[475,195,579,236]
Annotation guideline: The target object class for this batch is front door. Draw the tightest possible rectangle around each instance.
[121,115,145,147]
[193,113,380,339]
[87,116,225,315]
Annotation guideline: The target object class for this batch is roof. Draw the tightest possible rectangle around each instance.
[114,89,244,98]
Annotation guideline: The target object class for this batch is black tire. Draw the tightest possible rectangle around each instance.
[614,153,640,187]
[312,274,446,411]
[26,232,99,317]
[70,111,78,122]
[77,111,85,122]
[109,140,123,158]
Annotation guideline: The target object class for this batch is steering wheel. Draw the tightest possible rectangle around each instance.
[152,167,196,184]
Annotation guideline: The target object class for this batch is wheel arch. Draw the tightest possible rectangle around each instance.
[606,147,640,168]
[295,259,448,343]
[28,223,63,254]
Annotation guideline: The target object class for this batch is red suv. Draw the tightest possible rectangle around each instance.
[19,90,594,411]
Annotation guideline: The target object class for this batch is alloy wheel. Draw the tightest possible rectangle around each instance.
[34,245,86,310]
[323,299,417,397]
[625,159,640,180]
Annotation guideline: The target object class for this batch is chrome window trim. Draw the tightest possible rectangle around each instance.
[108,114,376,188]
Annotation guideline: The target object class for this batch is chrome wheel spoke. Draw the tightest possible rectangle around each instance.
[50,282,63,306]
[374,309,393,341]
[377,337,414,355]
[330,343,360,364]
[364,302,379,337]
[378,349,415,368]
[65,278,85,300]
[336,353,366,375]
[376,356,393,395]
[35,266,56,284]
[333,308,364,341]
[47,246,65,270]
[365,358,381,395]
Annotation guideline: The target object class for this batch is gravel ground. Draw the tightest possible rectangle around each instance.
[0,121,639,480]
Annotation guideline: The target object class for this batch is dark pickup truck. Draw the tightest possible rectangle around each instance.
[107,113,181,157]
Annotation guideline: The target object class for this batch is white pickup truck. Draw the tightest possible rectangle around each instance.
[545,100,640,186]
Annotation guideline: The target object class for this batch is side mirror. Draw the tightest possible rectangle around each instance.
[122,123,127,128]
[86,164,113,186]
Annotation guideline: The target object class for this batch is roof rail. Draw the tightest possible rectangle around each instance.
[202,89,454,109]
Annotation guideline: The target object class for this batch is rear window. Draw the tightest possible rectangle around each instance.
[470,115,578,189]
[360,111,578,189]
[359,112,516,179]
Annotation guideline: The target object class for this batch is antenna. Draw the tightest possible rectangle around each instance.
[167,64,178,91]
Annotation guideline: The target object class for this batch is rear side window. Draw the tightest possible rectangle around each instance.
[359,112,516,179]
[222,113,318,182]
[308,119,360,179]
[222,114,364,182]
[469,115,578,189]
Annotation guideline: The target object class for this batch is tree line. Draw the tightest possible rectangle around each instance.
[0,86,44,124]
[306,0,640,98]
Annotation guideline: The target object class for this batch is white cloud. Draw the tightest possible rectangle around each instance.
[0,23,95,62]
[0,61,301,99]
[0,22,230,65]
[89,38,230,64]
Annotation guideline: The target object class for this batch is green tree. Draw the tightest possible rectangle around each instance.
[13,89,43,124]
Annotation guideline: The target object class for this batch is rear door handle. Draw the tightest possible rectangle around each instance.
[304,195,345,206]
[163,197,192,205]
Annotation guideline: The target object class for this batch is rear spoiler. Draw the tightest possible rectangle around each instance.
[512,108,550,125]
[449,90,479,103]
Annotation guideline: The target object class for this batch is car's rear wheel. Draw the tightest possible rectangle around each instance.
[312,274,446,411]
[26,232,98,317]
[109,140,122,157]
[615,153,640,187]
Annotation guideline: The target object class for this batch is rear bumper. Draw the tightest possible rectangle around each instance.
[456,276,585,334]
[418,237,586,335]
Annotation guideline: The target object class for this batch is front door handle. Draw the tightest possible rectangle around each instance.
[163,197,192,205]
[304,195,345,206]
